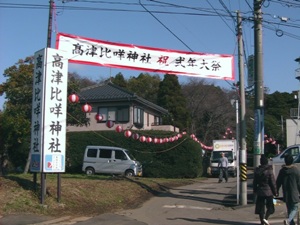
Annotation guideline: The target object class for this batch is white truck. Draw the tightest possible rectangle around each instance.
[209,139,237,177]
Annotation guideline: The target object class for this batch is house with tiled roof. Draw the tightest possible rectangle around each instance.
[67,82,178,132]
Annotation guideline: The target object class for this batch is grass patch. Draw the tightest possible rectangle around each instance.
[0,174,203,216]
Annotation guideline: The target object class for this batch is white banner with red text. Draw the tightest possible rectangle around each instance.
[56,33,234,80]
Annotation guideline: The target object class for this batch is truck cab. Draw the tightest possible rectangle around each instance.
[209,140,237,177]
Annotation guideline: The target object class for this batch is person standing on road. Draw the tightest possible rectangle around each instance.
[253,155,277,225]
[276,154,300,225]
[218,152,228,183]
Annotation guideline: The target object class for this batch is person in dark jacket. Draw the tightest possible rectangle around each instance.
[253,155,277,225]
[276,154,300,225]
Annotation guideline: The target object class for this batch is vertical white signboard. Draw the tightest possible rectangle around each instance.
[30,48,68,173]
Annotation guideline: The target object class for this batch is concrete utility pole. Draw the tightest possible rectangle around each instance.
[47,0,54,48]
[40,0,55,205]
[253,0,264,168]
[237,11,247,206]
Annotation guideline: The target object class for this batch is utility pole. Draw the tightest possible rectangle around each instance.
[237,11,247,206]
[40,0,54,205]
[253,0,264,168]
[47,0,54,47]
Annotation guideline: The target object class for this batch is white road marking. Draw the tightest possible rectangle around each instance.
[163,205,212,210]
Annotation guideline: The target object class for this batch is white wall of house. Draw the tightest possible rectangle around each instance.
[286,119,300,146]
[67,106,178,133]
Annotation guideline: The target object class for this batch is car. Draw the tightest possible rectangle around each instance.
[269,144,300,165]
[82,145,143,177]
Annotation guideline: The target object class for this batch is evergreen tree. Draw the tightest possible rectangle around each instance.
[157,74,190,130]
[0,58,92,171]
[127,73,161,104]
[111,72,127,88]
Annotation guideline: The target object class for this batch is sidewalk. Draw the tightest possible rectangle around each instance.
[117,174,289,225]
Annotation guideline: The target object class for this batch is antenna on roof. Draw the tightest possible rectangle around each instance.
[110,68,112,82]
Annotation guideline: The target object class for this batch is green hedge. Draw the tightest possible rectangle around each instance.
[66,131,203,178]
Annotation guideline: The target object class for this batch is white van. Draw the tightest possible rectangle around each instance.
[82,146,143,177]
[270,144,300,165]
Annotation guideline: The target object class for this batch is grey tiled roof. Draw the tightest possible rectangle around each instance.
[79,82,134,101]
[79,82,168,114]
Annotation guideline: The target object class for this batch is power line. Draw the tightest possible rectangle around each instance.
[139,0,193,51]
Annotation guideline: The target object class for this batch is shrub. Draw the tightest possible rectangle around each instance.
[67,131,203,178]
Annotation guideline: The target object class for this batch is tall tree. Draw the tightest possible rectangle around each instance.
[182,78,236,144]
[0,58,94,171]
[127,73,161,104]
[111,72,127,88]
[0,57,34,169]
[157,74,190,130]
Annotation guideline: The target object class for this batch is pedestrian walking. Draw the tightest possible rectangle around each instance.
[276,154,300,225]
[218,152,228,183]
[253,155,277,225]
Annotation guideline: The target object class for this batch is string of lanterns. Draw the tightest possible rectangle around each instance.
[68,93,185,144]
[69,93,278,148]
[264,134,276,145]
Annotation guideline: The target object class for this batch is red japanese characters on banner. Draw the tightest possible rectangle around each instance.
[57,33,234,81]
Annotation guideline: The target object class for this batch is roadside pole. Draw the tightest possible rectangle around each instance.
[237,11,247,206]
[253,0,264,168]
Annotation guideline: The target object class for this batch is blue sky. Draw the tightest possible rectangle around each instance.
[0,0,300,110]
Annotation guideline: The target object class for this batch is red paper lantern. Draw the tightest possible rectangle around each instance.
[177,133,182,138]
[159,138,164,144]
[95,114,103,122]
[164,138,169,143]
[68,94,79,103]
[124,130,132,138]
[132,133,139,140]
[115,125,123,133]
[146,137,152,143]
[82,104,92,113]
[106,120,114,128]
[153,138,159,144]
[139,136,146,142]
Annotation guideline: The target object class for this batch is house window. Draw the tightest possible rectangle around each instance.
[133,107,144,128]
[154,116,161,125]
[98,107,129,123]
[147,113,149,126]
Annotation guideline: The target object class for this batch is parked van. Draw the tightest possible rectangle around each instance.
[269,144,300,165]
[82,146,143,177]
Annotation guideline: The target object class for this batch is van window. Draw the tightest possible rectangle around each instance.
[282,147,300,158]
[87,148,98,158]
[99,149,112,158]
[115,150,127,160]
